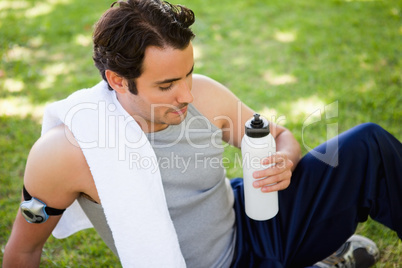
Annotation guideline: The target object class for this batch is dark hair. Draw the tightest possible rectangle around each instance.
[93,0,195,94]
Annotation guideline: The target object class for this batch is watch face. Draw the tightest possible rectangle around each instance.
[21,207,45,223]
[20,198,48,224]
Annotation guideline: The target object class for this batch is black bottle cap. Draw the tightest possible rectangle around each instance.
[245,114,270,138]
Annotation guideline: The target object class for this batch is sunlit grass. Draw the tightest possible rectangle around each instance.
[1,0,401,266]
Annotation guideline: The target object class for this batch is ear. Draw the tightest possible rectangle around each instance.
[105,70,128,94]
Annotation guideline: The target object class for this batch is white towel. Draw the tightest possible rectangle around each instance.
[41,81,185,267]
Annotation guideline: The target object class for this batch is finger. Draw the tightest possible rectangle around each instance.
[262,155,292,172]
[253,169,292,188]
[260,172,292,192]
[261,153,286,165]
[253,159,293,179]
[261,178,290,192]
[253,166,281,179]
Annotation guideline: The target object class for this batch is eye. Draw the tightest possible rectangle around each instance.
[159,83,173,91]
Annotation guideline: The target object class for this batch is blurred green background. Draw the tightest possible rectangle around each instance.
[1,0,401,266]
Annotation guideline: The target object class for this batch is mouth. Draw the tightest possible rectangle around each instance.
[170,105,188,116]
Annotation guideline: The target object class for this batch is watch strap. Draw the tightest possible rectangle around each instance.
[23,185,66,216]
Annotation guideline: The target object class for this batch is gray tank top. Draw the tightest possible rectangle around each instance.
[78,104,236,267]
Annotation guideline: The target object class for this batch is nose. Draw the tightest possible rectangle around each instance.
[176,78,193,104]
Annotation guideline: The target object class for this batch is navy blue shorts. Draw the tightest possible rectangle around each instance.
[230,123,402,267]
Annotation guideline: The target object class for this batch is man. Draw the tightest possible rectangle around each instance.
[3,0,401,267]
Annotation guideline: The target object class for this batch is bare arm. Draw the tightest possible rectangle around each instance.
[3,208,62,268]
[192,74,301,192]
[3,125,96,268]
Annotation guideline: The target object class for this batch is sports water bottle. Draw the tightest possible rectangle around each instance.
[241,114,278,220]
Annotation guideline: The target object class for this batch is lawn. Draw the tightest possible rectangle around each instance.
[1,0,401,266]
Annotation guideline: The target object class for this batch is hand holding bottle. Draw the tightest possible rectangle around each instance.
[241,114,293,221]
[251,152,293,193]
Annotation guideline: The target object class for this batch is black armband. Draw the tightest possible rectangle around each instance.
[20,186,66,224]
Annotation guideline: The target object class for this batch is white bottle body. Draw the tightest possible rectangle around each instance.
[241,133,278,221]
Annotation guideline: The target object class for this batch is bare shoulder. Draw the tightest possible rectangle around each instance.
[192,74,243,128]
[3,125,98,263]
[192,74,240,103]
[191,74,261,147]
[24,124,96,208]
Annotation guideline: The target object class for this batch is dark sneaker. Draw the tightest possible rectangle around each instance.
[314,234,380,268]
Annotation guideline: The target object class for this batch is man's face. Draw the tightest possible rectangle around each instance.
[120,43,194,133]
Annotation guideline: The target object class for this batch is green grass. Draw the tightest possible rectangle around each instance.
[1,0,401,266]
